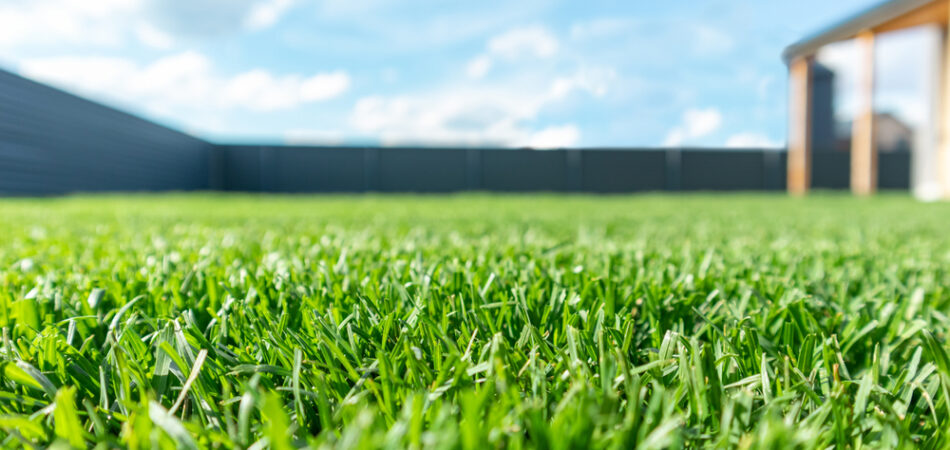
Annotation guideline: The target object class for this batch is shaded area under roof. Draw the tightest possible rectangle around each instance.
[783,0,943,63]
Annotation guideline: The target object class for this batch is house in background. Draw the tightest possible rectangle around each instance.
[875,113,915,153]
[785,0,948,199]
[809,64,914,154]
[810,63,839,153]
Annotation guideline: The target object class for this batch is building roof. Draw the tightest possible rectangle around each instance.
[782,0,940,63]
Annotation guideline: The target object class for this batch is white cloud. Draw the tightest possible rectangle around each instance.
[284,129,346,145]
[135,23,174,49]
[466,55,492,79]
[663,131,686,147]
[300,72,351,100]
[19,51,350,113]
[352,92,529,146]
[663,107,723,146]
[725,132,780,148]
[351,79,587,147]
[683,108,723,136]
[19,56,140,92]
[0,0,295,52]
[358,24,613,147]
[221,69,350,110]
[0,0,142,48]
[569,18,634,40]
[526,125,580,148]
[550,66,616,99]
[245,0,297,30]
[464,25,559,80]
[488,26,558,59]
[147,0,299,37]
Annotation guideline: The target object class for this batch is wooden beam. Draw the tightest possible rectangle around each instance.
[873,0,948,34]
[784,0,941,64]
[851,31,877,196]
[787,56,813,195]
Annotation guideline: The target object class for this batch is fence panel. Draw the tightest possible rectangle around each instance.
[878,152,910,190]
[811,151,850,189]
[220,146,262,192]
[376,148,469,192]
[680,150,767,191]
[581,149,667,192]
[480,149,568,192]
[0,69,211,194]
[271,146,365,192]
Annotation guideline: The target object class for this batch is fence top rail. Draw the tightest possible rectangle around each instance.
[218,144,787,153]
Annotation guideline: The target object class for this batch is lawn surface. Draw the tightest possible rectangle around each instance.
[1,194,950,448]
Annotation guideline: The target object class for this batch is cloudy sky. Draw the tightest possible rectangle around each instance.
[0,0,930,148]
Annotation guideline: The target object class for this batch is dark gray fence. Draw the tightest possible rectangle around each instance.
[809,151,911,191]
[878,152,911,190]
[0,67,912,195]
[811,152,850,190]
[215,146,910,193]
[0,69,213,195]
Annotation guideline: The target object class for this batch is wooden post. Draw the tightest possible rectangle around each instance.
[787,56,813,195]
[914,24,947,200]
[939,21,950,198]
[851,31,877,195]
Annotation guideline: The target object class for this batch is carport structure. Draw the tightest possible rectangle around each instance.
[784,0,950,197]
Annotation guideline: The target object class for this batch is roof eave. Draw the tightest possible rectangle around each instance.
[782,0,936,64]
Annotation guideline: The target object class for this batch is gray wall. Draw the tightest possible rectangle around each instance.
[808,151,910,191]
[811,152,850,190]
[581,149,667,192]
[878,152,911,190]
[0,66,911,195]
[216,145,909,193]
[0,69,212,195]
[218,145,897,193]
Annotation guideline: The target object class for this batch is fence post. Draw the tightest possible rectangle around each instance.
[665,148,682,191]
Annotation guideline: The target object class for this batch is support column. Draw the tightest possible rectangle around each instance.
[787,56,813,195]
[912,25,945,200]
[851,31,877,195]
[939,22,950,198]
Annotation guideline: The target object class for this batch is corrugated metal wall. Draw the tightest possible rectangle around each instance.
[0,69,212,195]
[0,67,911,195]
[215,146,909,193]
[216,146,809,193]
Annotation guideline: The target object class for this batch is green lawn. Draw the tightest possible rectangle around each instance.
[1,194,950,448]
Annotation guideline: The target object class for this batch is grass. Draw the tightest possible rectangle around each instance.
[1,193,950,448]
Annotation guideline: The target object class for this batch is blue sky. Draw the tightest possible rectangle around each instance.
[0,0,890,148]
